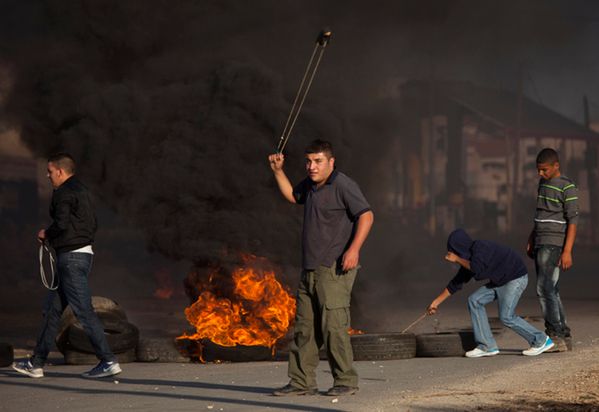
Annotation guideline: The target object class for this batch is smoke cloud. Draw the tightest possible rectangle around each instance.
[2,1,599,324]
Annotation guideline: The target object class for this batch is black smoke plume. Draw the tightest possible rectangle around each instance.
[2,0,599,325]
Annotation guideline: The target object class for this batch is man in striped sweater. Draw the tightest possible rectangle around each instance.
[527,148,579,351]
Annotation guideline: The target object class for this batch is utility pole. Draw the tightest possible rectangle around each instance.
[583,95,598,244]
[428,67,436,237]
[513,65,523,225]
[505,65,524,232]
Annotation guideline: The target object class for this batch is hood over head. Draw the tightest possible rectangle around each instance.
[447,228,473,260]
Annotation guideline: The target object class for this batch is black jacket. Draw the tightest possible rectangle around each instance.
[446,229,527,294]
[46,176,97,253]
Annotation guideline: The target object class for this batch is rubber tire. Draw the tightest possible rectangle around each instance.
[416,331,476,357]
[56,296,128,350]
[63,347,136,365]
[0,342,14,367]
[136,338,190,363]
[351,333,417,361]
[66,319,139,354]
[60,296,128,329]
[200,340,273,363]
[56,312,126,353]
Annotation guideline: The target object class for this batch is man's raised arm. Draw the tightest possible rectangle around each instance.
[268,153,296,204]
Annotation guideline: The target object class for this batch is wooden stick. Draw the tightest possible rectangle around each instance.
[401,312,428,334]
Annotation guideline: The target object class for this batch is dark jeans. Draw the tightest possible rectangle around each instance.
[535,245,571,338]
[31,252,115,367]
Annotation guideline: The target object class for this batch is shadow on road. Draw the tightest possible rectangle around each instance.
[0,370,340,412]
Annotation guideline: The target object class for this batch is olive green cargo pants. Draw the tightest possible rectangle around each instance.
[287,263,359,389]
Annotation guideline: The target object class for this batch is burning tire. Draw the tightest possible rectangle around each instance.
[0,342,14,367]
[416,331,476,357]
[350,333,417,361]
[200,340,273,363]
[63,347,136,365]
[66,319,139,354]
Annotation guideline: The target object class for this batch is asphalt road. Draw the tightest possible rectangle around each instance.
[1,298,598,412]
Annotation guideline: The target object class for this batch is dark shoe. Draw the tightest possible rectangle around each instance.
[325,385,358,396]
[81,360,122,378]
[547,336,568,352]
[272,384,317,396]
[565,336,573,351]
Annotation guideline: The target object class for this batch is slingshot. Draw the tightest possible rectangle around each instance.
[276,29,332,153]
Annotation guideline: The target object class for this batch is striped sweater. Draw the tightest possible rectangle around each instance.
[534,175,579,247]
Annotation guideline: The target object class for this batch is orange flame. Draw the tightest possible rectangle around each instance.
[348,327,365,335]
[178,258,295,348]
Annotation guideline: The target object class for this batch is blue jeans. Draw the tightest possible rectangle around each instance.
[31,252,116,367]
[467,275,547,351]
[535,245,570,338]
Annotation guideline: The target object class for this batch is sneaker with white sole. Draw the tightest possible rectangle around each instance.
[465,347,500,358]
[81,360,122,378]
[12,360,44,378]
[522,336,554,356]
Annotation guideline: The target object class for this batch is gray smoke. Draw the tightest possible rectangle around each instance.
[2,0,599,325]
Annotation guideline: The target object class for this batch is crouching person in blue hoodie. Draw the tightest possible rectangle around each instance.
[427,229,555,357]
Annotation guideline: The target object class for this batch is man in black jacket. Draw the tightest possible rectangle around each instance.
[13,153,121,379]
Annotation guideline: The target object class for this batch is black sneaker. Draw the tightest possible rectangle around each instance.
[81,360,122,378]
[272,384,317,396]
[325,385,359,396]
[564,336,573,351]
[547,336,568,352]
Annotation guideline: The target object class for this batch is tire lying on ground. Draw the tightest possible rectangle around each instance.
[136,337,190,363]
[0,342,14,367]
[351,333,417,361]
[66,318,139,354]
[56,296,128,349]
[56,311,131,354]
[416,331,476,357]
[64,347,136,365]
[200,340,273,363]
[60,296,128,326]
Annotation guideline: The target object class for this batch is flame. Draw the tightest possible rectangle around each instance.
[348,327,365,335]
[178,257,295,349]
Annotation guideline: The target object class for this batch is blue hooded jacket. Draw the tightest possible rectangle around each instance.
[446,229,528,294]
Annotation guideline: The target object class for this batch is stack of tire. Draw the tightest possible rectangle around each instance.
[56,296,139,364]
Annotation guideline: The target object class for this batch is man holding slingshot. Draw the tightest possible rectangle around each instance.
[269,140,374,396]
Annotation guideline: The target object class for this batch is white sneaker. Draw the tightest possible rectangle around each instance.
[465,347,500,358]
[12,360,44,378]
[522,336,555,356]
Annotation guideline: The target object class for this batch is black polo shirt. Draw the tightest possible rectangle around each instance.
[293,170,371,270]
